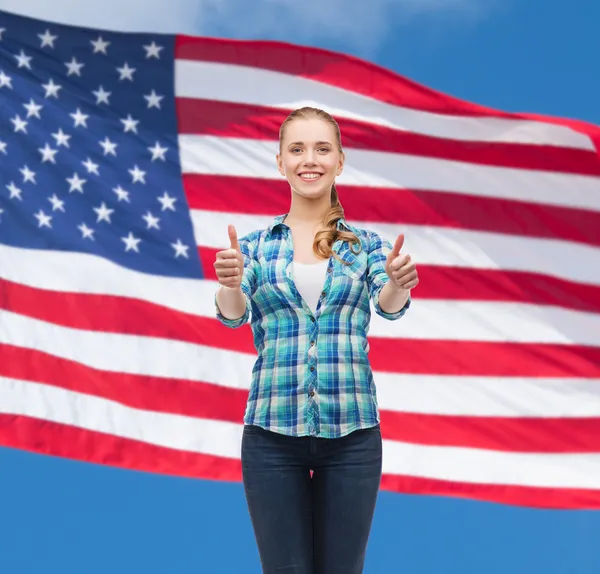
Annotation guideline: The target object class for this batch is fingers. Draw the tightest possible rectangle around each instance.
[228,224,241,252]
[390,233,404,258]
[389,253,411,271]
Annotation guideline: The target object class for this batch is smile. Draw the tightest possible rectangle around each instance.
[298,172,323,181]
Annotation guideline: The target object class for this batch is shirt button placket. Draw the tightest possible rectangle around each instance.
[307,312,319,437]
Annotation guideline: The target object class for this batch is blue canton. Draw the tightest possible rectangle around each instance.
[215,214,411,438]
[0,10,201,279]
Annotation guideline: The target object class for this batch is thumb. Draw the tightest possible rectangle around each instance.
[389,233,404,259]
[228,224,241,253]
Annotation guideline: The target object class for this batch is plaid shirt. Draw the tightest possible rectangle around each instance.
[215,214,411,438]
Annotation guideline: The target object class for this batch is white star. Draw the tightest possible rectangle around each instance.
[143,41,163,59]
[120,114,139,133]
[93,202,114,223]
[78,223,95,240]
[157,192,176,211]
[116,62,136,81]
[0,207,4,222]
[20,165,36,184]
[91,36,110,54]
[99,137,117,156]
[171,239,190,258]
[23,99,43,118]
[34,209,52,228]
[39,143,58,163]
[48,194,65,212]
[42,78,61,98]
[92,85,111,105]
[10,115,27,133]
[121,232,141,252]
[148,141,168,161]
[113,185,130,202]
[128,165,146,184]
[0,140,7,154]
[82,157,100,175]
[144,89,163,109]
[6,182,23,200]
[15,50,32,69]
[142,211,160,230]
[0,28,5,41]
[65,57,84,76]
[67,172,86,193]
[38,29,58,48]
[0,71,13,89]
[70,108,89,128]
[52,128,71,147]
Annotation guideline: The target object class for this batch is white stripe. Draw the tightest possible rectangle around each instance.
[3,309,600,419]
[178,135,600,212]
[3,244,600,345]
[2,376,599,489]
[191,209,600,287]
[174,60,594,151]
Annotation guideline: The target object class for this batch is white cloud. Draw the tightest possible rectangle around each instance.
[0,0,494,54]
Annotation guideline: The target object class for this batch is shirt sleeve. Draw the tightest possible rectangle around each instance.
[215,232,259,329]
[366,230,411,321]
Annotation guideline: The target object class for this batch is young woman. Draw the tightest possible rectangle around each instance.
[214,107,418,574]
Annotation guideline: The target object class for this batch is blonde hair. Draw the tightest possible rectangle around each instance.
[278,106,362,264]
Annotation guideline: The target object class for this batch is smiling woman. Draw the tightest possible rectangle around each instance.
[213,106,417,574]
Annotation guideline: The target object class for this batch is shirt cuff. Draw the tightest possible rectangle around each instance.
[372,285,411,320]
[214,287,251,329]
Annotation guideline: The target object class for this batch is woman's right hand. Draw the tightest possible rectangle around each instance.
[214,224,244,289]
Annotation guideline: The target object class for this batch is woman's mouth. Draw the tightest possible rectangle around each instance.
[298,172,323,182]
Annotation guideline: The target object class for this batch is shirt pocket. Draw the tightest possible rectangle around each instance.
[338,251,368,282]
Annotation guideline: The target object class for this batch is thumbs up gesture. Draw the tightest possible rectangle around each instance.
[385,234,419,291]
[214,224,245,289]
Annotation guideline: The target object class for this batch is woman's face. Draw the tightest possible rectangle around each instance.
[277,118,344,201]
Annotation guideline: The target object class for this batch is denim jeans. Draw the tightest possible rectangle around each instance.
[241,423,383,574]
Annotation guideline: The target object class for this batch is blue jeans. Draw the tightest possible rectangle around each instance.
[241,423,383,574]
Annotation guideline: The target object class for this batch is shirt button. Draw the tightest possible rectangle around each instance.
[310,340,315,347]
[321,291,326,297]
[310,366,315,372]
[327,268,332,273]
[309,391,315,397]
[310,316,315,322]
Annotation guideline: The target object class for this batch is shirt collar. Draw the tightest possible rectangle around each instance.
[267,213,355,236]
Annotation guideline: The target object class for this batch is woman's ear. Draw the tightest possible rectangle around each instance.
[336,151,345,176]
[276,153,285,176]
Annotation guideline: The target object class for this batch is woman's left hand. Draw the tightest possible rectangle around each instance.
[385,234,419,290]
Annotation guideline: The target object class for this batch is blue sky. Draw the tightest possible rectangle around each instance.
[1,0,599,572]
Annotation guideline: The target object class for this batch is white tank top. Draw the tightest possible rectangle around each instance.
[291,259,329,314]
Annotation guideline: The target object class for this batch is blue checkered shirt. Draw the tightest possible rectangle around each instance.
[215,215,411,438]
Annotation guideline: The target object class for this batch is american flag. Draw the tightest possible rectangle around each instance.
[1,8,600,510]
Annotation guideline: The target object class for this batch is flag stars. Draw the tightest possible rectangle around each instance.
[78,223,95,240]
[34,209,52,228]
[39,143,58,163]
[143,41,163,59]
[0,70,12,89]
[38,29,58,48]
[7,182,23,200]
[99,137,117,156]
[121,232,141,252]
[52,128,71,147]
[82,157,100,175]
[67,172,86,193]
[42,78,61,98]
[65,57,84,76]
[11,115,27,133]
[23,99,43,118]
[129,165,146,184]
[120,114,139,133]
[15,50,33,69]
[93,202,114,223]
[157,192,176,211]
[148,141,167,161]
[144,89,163,109]
[117,62,136,81]
[91,36,110,54]
[92,85,111,105]
[0,28,5,41]
[171,239,189,259]
[113,185,130,202]
[70,108,89,128]
[0,140,7,154]
[142,211,160,230]
[20,165,36,184]
[48,194,65,212]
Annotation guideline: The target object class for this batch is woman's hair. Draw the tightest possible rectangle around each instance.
[279,106,362,263]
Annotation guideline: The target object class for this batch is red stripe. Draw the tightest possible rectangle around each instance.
[198,246,600,314]
[176,98,600,177]
[3,279,600,379]
[4,345,600,454]
[184,174,600,248]
[1,415,598,509]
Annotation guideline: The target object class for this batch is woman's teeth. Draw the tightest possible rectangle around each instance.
[299,173,321,180]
